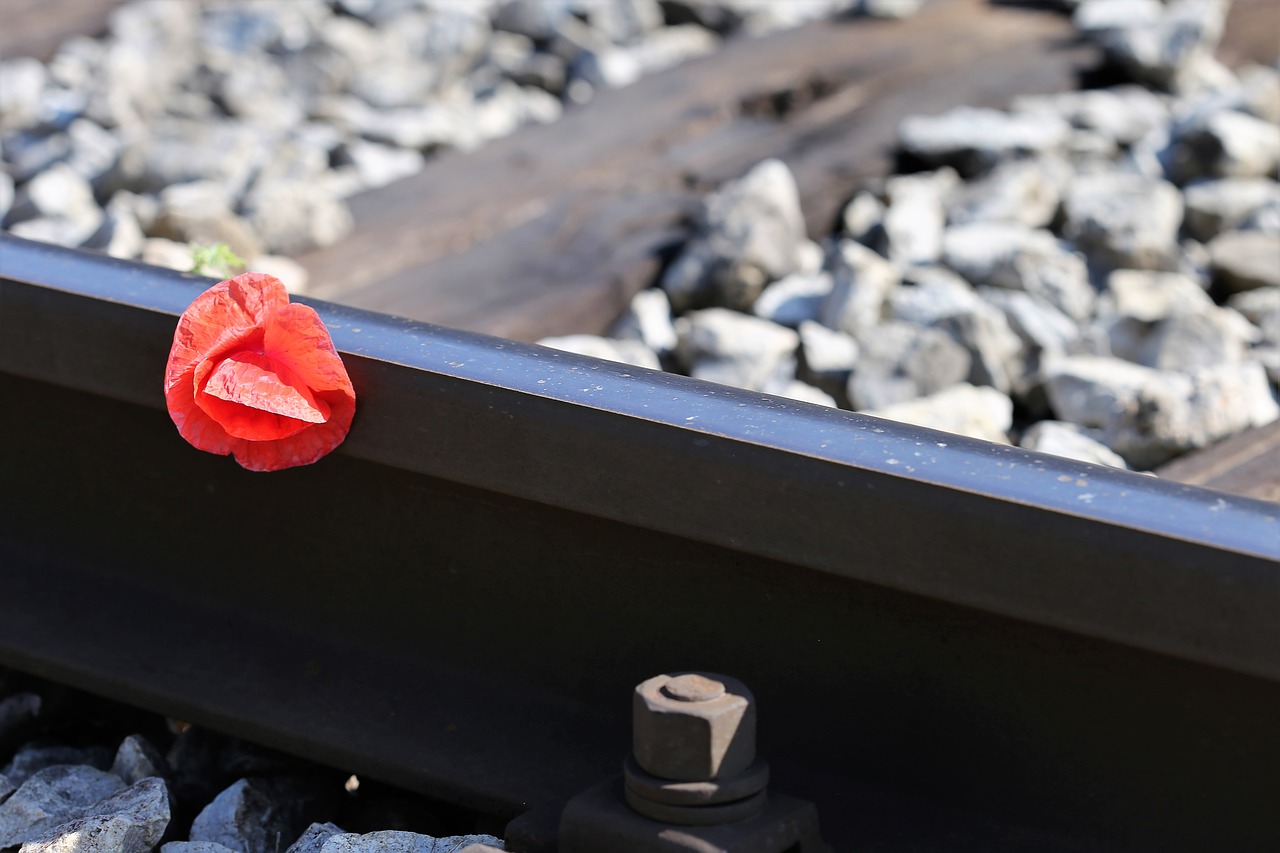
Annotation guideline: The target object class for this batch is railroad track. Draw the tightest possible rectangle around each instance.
[2,233,1278,851]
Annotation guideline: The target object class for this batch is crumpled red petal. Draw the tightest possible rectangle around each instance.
[164,273,356,472]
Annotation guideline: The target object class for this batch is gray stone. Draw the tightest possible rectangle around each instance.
[941,223,1095,321]
[848,321,971,411]
[773,380,838,408]
[19,777,170,853]
[1228,286,1280,346]
[316,13,382,67]
[888,266,983,327]
[1230,63,1280,125]
[1182,178,1280,241]
[495,0,573,41]
[190,779,298,853]
[114,118,268,198]
[110,736,167,786]
[1061,172,1183,271]
[1011,85,1169,148]
[701,158,807,307]
[82,202,146,260]
[675,309,799,392]
[7,217,103,249]
[663,159,806,311]
[1043,354,1154,427]
[213,55,305,132]
[485,84,560,140]
[855,0,925,19]
[104,190,159,234]
[487,29,537,74]
[627,25,719,77]
[196,0,317,55]
[1100,269,1215,322]
[509,51,568,96]
[1067,127,1121,166]
[1127,309,1255,372]
[978,287,1080,361]
[153,180,263,261]
[0,172,14,221]
[797,320,859,402]
[1044,356,1279,467]
[724,0,846,36]
[7,164,102,235]
[866,383,1013,444]
[339,141,425,190]
[879,169,956,266]
[3,131,74,185]
[1241,197,1280,234]
[326,98,466,152]
[934,303,1025,395]
[537,334,661,370]
[47,35,105,94]
[945,157,1066,229]
[752,271,832,327]
[243,181,353,255]
[547,12,611,65]
[1255,345,1280,386]
[461,83,561,149]
[64,119,121,185]
[1,773,13,803]
[1168,110,1280,184]
[1175,236,1214,287]
[1208,230,1280,293]
[0,58,50,132]
[897,106,1070,177]
[0,766,126,848]
[1091,0,1228,93]
[349,10,486,105]
[321,831,505,853]
[1072,0,1162,34]
[251,137,332,197]
[611,288,678,355]
[818,240,901,337]
[1020,420,1130,469]
[796,239,824,275]
[141,238,197,272]
[285,823,346,853]
[840,190,884,245]
[572,46,642,89]
[585,0,664,42]
[162,842,239,853]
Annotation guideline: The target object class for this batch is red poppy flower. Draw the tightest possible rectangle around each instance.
[164,272,356,472]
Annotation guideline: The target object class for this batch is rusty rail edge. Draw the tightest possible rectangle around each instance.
[2,234,1278,849]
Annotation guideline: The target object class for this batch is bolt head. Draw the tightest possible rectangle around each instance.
[632,672,756,782]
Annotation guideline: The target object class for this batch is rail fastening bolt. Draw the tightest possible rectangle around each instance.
[632,672,756,782]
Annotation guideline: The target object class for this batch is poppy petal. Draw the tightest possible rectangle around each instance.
[202,352,329,423]
[262,303,356,396]
[195,356,329,443]
[165,274,288,387]
[164,365,237,457]
[164,272,355,472]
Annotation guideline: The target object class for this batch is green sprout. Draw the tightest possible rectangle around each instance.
[189,242,246,279]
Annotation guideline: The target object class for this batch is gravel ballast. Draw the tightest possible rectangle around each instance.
[537,0,1280,473]
[0,670,506,853]
[0,0,904,292]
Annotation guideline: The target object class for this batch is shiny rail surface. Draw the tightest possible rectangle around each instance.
[2,234,1278,851]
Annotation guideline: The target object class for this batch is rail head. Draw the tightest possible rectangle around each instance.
[2,234,1278,681]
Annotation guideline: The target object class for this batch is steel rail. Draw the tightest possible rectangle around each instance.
[2,234,1278,850]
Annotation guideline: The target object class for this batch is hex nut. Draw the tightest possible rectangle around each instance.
[632,672,756,782]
